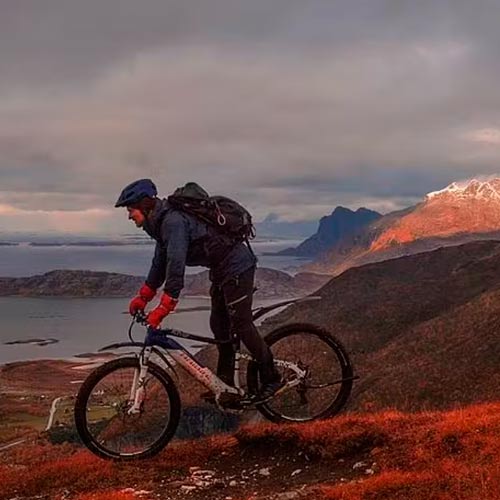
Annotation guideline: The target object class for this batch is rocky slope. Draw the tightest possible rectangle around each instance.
[309,178,500,275]
[0,268,330,299]
[2,396,500,499]
[277,206,381,257]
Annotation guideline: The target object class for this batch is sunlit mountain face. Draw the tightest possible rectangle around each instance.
[308,178,500,275]
[370,178,500,251]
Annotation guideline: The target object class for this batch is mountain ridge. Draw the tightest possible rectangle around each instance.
[308,178,500,275]
[263,239,500,412]
[276,206,382,257]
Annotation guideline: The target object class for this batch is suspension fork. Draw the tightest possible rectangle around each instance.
[127,346,152,415]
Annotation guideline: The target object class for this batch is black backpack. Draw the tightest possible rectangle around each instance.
[167,182,256,242]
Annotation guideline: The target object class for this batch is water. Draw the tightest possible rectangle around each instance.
[0,238,309,364]
[0,239,308,277]
[0,296,214,364]
[0,294,293,365]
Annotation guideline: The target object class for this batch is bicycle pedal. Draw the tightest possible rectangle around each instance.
[200,392,216,404]
[218,394,244,410]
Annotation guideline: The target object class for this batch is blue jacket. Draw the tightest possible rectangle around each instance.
[142,199,257,298]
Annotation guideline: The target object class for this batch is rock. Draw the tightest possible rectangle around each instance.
[259,467,271,476]
[191,469,216,477]
[193,480,210,487]
[275,492,300,500]
[352,461,367,470]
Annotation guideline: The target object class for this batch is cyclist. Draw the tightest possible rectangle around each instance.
[115,178,283,400]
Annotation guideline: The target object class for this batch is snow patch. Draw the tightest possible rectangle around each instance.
[426,178,500,202]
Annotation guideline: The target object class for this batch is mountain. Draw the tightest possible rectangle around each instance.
[263,239,500,413]
[276,206,382,257]
[309,178,500,275]
[0,268,330,300]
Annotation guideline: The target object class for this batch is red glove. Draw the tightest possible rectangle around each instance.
[147,293,178,328]
[129,283,157,315]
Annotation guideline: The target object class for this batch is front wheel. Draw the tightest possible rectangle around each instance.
[74,357,181,460]
[247,323,354,423]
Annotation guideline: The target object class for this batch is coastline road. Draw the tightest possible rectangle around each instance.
[1,395,65,453]
[0,439,26,452]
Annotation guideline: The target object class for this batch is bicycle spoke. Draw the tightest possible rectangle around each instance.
[80,361,175,457]
[248,324,353,423]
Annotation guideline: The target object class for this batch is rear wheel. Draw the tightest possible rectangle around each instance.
[247,323,354,423]
[74,357,181,460]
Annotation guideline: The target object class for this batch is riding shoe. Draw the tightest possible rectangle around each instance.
[200,373,234,404]
[258,378,285,401]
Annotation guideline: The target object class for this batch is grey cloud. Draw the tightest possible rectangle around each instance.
[1,0,500,230]
[2,0,500,89]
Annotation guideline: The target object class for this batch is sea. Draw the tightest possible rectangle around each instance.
[0,237,310,365]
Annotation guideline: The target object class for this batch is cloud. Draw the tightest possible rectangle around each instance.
[0,203,116,234]
[1,1,500,232]
[465,128,500,145]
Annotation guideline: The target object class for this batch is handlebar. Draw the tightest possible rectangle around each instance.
[133,311,149,325]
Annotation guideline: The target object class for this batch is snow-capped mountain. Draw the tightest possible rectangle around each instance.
[369,178,500,251]
[426,179,500,203]
[308,177,500,275]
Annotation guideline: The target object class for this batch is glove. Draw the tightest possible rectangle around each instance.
[129,283,157,315]
[147,293,178,328]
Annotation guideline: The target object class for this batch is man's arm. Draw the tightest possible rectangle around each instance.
[145,241,167,291]
[161,213,190,299]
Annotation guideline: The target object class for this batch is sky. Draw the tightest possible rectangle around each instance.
[1,0,500,235]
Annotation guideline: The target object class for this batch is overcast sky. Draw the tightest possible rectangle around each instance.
[1,0,500,234]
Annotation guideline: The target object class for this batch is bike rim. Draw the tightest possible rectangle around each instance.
[83,365,173,457]
[265,331,348,421]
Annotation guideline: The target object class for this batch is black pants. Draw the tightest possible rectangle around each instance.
[209,266,278,385]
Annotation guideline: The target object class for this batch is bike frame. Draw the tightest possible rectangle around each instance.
[99,296,322,412]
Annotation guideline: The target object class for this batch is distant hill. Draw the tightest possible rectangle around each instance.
[276,206,382,257]
[263,239,500,412]
[309,178,500,275]
[0,268,330,300]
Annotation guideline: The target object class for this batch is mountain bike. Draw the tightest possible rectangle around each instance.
[74,296,358,460]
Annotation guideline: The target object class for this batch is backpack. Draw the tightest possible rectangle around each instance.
[167,182,256,242]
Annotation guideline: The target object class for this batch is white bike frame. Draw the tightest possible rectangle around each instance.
[127,343,307,414]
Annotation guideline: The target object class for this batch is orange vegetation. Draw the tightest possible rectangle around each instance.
[237,403,500,499]
[1,403,500,499]
[73,492,139,500]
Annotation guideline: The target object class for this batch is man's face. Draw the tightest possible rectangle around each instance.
[127,207,146,228]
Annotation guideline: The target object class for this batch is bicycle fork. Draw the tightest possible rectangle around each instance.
[127,347,152,415]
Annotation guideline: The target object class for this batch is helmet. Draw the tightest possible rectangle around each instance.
[115,179,158,207]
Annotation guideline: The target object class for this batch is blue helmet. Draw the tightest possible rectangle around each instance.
[115,179,158,207]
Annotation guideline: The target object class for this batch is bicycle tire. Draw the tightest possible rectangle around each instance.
[247,323,354,423]
[74,356,181,460]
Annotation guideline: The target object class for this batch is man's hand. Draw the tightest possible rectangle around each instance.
[129,283,157,315]
[147,293,178,328]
